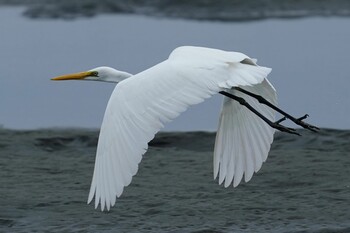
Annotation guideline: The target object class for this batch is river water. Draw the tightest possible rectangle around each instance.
[0,128,349,232]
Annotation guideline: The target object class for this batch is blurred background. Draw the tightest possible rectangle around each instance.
[1,2,350,232]
[1,0,349,131]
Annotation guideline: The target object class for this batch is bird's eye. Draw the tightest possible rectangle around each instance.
[91,71,99,77]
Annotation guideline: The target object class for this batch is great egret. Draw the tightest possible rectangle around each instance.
[51,46,318,211]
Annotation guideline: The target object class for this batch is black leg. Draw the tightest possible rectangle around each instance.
[234,87,320,132]
[219,91,301,136]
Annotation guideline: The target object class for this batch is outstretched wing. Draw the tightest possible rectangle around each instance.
[214,79,277,187]
[87,46,272,211]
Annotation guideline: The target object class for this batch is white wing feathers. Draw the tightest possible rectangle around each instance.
[87,46,275,211]
[214,79,277,188]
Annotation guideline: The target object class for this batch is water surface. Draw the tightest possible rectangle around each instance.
[0,128,349,232]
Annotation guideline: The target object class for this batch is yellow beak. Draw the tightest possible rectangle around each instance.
[51,71,92,81]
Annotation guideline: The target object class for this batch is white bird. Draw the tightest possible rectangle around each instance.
[51,46,318,211]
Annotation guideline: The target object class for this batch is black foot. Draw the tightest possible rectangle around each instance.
[292,114,320,133]
[270,122,301,136]
[219,90,320,136]
[233,87,320,135]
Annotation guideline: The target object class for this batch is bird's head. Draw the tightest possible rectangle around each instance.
[51,66,132,83]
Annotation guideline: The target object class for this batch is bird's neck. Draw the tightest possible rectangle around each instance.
[105,71,133,83]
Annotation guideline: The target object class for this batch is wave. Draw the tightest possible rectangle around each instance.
[1,127,349,232]
[1,127,348,152]
[1,0,350,21]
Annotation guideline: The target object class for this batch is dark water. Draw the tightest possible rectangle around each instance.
[1,0,350,21]
[0,128,349,232]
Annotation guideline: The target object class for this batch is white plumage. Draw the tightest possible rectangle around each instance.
[52,46,277,211]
